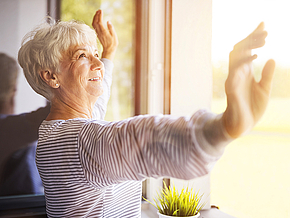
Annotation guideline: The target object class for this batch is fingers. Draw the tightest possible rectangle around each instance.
[248,29,267,49]
[107,21,117,40]
[248,22,267,45]
[107,21,113,35]
[92,10,118,60]
[259,59,276,92]
[234,31,267,50]
[92,10,104,33]
[98,10,103,24]
[93,10,116,39]
[92,10,100,29]
[229,49,257,71]
[233,22,268,51]
[253,22,265,33]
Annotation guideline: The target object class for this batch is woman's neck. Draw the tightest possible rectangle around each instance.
[46,97,93,121]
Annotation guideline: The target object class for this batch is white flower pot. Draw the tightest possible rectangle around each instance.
[157,211,200,218]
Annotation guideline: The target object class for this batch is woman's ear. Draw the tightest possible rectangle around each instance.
[40,70,60,88]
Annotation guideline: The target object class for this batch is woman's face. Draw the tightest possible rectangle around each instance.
[57,44,104,106]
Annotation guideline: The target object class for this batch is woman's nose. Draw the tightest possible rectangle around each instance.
[91,57,103,71]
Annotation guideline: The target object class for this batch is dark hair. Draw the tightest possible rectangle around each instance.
[0,53,18,104]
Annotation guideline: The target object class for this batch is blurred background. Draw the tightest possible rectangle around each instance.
[211,1,290,217]
[0,0,289,217]
[61,0,135,121]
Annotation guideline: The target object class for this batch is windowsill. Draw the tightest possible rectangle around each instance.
[141,203,236,218]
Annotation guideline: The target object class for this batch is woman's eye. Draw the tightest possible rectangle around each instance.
[79,53,86,59]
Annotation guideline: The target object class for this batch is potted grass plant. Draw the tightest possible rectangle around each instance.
[143,182,206,218]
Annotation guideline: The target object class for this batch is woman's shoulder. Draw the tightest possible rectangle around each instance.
[39,118,94,140]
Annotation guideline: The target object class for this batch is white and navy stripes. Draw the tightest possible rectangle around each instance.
[36,110,228,217]
[35,57,231,217]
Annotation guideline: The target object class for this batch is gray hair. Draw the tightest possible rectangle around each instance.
[0,53,18,103]
[18,18,98,100]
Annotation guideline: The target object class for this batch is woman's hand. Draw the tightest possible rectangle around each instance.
[92,10,118,60]
[223,22,275,138]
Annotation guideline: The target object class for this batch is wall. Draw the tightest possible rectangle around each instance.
[144,0,213,213]
[171,0,212,114]
[0,0,47,114]
[171,0,212,209]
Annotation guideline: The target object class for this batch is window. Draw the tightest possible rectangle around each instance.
[61,0,135,121]
[211,1,290,217]
[143,1,216,215]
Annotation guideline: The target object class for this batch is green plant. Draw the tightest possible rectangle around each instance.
[143,182,206,217]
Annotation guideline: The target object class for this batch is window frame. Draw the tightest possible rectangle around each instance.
[138,0,214,214]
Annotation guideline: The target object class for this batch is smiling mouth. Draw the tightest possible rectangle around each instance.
[88,77,101,81]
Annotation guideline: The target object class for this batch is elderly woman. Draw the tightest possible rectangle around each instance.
[18,9,275,218]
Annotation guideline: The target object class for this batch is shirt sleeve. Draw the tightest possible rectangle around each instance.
[194,111,233,159]
[91,58,113,120]
[79,110,232,184]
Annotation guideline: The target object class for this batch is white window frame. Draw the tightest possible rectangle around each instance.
[140,0,214,216]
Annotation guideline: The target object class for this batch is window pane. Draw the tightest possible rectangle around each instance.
[211,1,290,217]
[61,0,135,121]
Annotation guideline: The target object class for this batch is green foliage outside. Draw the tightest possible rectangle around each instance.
[212,61,290,134]
[213,61,290,99]
[61,0,135,121]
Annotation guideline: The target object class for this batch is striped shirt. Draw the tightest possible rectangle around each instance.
[36,59,232,218]
[36,111,231,217]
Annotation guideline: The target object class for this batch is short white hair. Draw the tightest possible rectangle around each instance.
[18,18,98,100]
